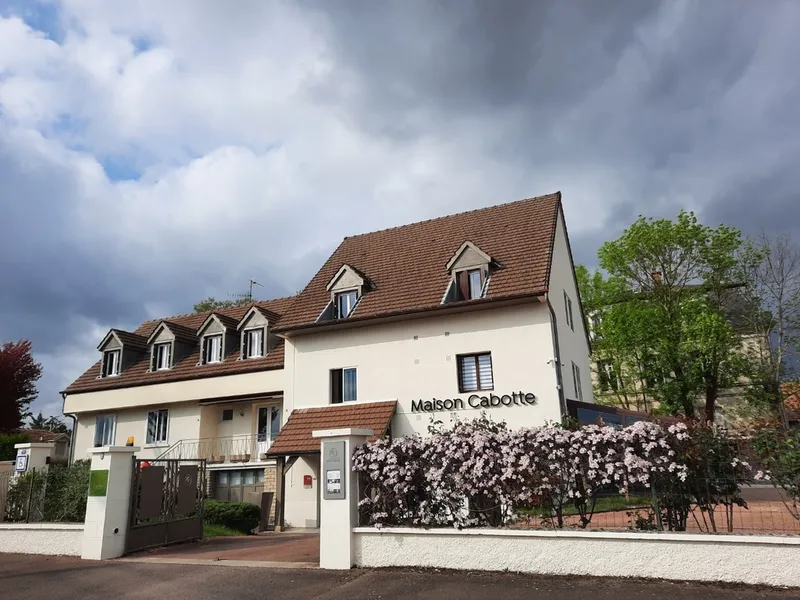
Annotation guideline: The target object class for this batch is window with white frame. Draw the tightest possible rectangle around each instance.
[153,342,171,370]
[146,409,169,445]
[203,334,223,364]
[94,415,115,447]
[331,367,357,403]
[101,349,121,377]
[243,328,264,359]
[564,290,574,331]
[458,352,494,392]
[572,361,583,401]
[335,290,358,319]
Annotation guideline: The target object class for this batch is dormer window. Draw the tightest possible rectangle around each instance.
[203,334,223,364]
[243,328,264,359]
[444,241,493,304]
[153,342,172,371]
[317,264,372,323]
[335,290,358,319]
[101,350,120,377]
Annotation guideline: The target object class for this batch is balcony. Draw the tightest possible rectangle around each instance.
[157,432,276,464]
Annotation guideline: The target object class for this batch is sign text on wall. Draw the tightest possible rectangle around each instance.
[411,391,537,413]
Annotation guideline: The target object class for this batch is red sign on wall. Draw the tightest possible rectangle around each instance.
[304,475,313,488]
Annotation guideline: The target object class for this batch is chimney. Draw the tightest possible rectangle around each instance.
[651,271,662,283]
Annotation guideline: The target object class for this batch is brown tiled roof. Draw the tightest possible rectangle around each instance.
[267,401,397,455]
[63,296,296,395]
[20,429,71,443]
[274,193,561,332]
[112,330,148,351]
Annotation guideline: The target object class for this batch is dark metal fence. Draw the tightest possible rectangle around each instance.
[126,458,206,554]
[1,462,91,524]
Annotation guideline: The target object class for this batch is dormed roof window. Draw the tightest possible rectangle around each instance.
[237,306,276,359]
[196,313,239,365]
[317,264,372,322]
[96,329,147,378]
[443,241,494,303]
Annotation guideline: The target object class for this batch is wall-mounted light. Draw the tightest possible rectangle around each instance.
[239,409,245,417]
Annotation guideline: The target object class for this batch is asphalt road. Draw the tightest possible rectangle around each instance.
[0,554,795,600]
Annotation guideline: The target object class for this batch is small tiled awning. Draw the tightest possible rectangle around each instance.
[267,401,396,456]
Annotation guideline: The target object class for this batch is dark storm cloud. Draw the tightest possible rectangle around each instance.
[306,0,800,249]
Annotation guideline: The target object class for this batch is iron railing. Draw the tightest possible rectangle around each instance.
[157,433,275,463]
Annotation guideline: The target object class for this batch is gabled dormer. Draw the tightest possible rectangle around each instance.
[442,241,494,303]
[237,306,279,359]
[317,264,373,322]
[97,329,147,378]
[196,313,239,365]
[146,321,196,371]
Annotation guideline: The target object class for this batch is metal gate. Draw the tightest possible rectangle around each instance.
[126,458,206,554]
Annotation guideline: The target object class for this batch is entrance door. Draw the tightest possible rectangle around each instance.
[256,406,280,458]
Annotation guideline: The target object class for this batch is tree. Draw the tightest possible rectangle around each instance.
[588,211,748,422]
[0,340,43,432]
[736,233,800,425]
[27,412,69,433]
[193,296,251,313]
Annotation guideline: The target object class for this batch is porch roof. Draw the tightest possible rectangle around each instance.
[267,400,396,456]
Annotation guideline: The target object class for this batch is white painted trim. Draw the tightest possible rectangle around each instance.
[0,523,85,530]
[313,428,374,438]
[352,526,800,546]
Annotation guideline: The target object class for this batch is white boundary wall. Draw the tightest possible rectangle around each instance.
[0,523,84,556]
[354,527,800,588]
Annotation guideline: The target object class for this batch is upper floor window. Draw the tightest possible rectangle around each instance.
[203,334,223,364]
[101,350,121,377]
[458,352,494,392]
[597,359,619,392]
[146,409,169,445]
[243,328,264,359]
[564,290,574,330]
[335,290,358,319]
[153,342,171,371]
[331,367,357,403]
[94,414,115,447]
[572,361,583,401]
[453,269,485,301]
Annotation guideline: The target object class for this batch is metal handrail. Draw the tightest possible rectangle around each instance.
[156,433,275,462]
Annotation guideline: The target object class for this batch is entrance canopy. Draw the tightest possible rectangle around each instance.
[267,400,397,457]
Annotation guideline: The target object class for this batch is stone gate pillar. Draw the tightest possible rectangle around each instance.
[81,445,139,560]
[312,428,372,570]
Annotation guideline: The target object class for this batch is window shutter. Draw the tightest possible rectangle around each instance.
[457,271,469,300]
[259,330,265,356]
[477,354,493,389]
[459,356,478,391]
[202,337,208,363]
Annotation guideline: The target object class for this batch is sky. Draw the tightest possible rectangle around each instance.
[1,0,799,419]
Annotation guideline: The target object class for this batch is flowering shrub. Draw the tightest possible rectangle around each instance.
[352,415,728,530]
[752,426,800,521]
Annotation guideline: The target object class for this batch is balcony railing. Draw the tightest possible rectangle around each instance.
[157,433,275,463]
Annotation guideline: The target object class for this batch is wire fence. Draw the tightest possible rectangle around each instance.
[2,461,90,524]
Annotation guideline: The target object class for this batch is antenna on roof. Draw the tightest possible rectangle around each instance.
[249,279,263,301]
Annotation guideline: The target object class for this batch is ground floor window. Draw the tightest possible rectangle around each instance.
[213,468,266,503]
[94,414,115,447]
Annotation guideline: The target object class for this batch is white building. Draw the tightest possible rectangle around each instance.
[62,191,593,529]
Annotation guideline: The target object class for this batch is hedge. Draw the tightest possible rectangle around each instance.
[203,499,260,534]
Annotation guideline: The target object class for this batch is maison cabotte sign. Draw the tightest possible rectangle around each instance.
[411,391,537,413]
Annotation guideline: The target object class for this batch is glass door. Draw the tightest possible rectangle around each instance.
[256,406,280,457]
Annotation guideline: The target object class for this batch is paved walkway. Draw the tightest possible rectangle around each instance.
[1,554,796,600]
[126,531,319,566]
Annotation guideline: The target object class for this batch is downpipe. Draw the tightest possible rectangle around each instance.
[544,294,567,419]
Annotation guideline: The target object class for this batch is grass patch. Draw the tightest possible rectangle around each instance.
[203,523,245,538]
[520,495,651,518]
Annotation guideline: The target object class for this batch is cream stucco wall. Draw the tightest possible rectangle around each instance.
[0,523,84,557]
[72,402,204,460]
[283,303,561,527]
[63,368,284,413]
[548,208,593,404]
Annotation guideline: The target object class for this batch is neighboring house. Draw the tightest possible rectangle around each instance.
[62,191,593,529]
[17,429,72,464]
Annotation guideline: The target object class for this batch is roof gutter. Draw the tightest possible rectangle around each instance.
[61,392,77,465]
[544,294,567,419]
